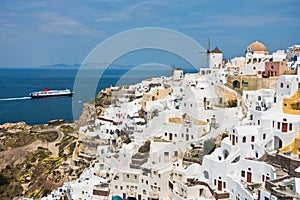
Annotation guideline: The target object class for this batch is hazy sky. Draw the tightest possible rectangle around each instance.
[0,0,299,67]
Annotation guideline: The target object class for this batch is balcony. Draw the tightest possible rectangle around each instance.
[126,189,136,197]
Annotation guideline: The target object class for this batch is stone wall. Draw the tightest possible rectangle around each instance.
[257,77,278,90]
[226,75,278,95]
[265,153,300,177]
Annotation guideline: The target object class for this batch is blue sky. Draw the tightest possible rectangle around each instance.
[0,0,299,67]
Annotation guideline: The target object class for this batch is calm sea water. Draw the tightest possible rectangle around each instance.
[0,66,194,125]
[0,68,121,125]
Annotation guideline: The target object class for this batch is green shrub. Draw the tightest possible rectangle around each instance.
[203,139,216,155]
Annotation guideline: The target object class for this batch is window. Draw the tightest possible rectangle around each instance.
[258,96,261,101]
[231,156,240,163]
[127,174,129,178]
[277,122,280,129]
[115,185,118,189]
[263,133,266,140]
[243,82,248,87]
[214,179,216,185]
[272,121,274,128]
[146,180,148,185]
[287,85,289,88]
[258,120,260,125]
[199,188,204,196]
[204,171,209,179]
[134,175,137,179]
[280,83,284,88]
[143,190,146,194]
[174,151,178,157]
[243,136,246,143]
[283,118,287,122]
[120,186,123,190]
[241,171,245,177]
[223,182,226,188]
[289,123,292,131]
[165,132,167,136]
[251,136,255,142]
[236,137,238,143]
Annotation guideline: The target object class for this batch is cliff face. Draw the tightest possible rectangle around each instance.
[77,102,96,127]
[77,87,113,126]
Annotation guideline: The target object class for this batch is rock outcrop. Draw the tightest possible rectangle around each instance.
[77,102,96,127]
[77,87,113,126]
[0,122,31,132]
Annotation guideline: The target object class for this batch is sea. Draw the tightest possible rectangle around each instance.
[0,66,197,125]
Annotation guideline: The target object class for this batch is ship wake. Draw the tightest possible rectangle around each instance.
[0,97,32,101]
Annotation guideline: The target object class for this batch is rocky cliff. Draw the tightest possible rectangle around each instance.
[77,87,113,126]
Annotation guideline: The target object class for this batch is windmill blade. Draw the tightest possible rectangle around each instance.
[207,37,210,54]
[207,38,210,68]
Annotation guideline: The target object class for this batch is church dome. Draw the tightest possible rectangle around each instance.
[247,41,268,54]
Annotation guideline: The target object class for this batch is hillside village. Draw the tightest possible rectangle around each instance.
[35,41,300,200]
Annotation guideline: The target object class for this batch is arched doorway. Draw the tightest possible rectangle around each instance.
[223,149,229,159]
[274,136,282,150]
[233,80,240,89]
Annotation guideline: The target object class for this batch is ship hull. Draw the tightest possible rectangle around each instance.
[30,93,73,98]
[29,89,73,98]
